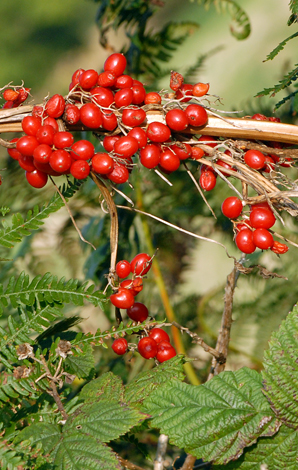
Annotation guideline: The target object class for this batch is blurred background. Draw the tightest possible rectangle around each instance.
[0,0,297,384]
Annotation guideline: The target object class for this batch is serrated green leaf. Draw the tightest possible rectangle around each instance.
[264,32,298,61]
[64,399,146,442]
[143,368,280,465]
[262,304,298,428]
[65,343,95,379]
[125,354,185,406]
[212,425,298,470]
[52,432,121,470]
[80,371,124,402]
[14,423,61,453]
[256,65,298,103]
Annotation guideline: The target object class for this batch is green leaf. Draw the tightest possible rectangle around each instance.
[213,425,298,470]
[65,343,95,379]
[0,442,24,470]
[196,0,250,40]
[80,371,124,402]
[125,354,185,406]
[262,304,298,428]
[64,399,146,443]
[255,65,298,102]
[52,432,121,470]
[143,367,280,465]
[14,423,61,454]
[263,32,298,61]
[289,0,298,25]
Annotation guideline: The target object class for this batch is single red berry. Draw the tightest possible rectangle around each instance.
[252,113,268,121]
[244,150,266,170]
[108,164,130,184]
[25,169,48,188]
[270,240,289,254]
[116,260,131,279]
[147,122,171,143]
[114,136,139,158]
[156,346,177,363]
[115,74,133,89]
[250,208,275,229]
[112,338,128,355]
[253,228,274,250]
[170,143,192,160]
[53,132,74,149]
[235,228,256,254]
[104,53,127,76]
[138,337,157,359]
[70,140,95,161]
[78,69,99,90]
[140,144,160,169]
[193,82,209,97]
[33,160,61,176]
[114,88,133,108]
[185,104,208,127]
[16,87,30,104]
[199,170,217,191]
[18,155,36,172]
[22,116,41,136]
[191,146,204,160]
[91,86,114,107]
[50,149,72,173]
[103,135,120,152]
[7,138,21,160]
[64,104,80,125]
[45,94,65,118]
[170,71,184,91]
[97,71,116,87]
[92,153,114,175]
[72,68,85,85]
[36,125,56,146]
[70,160,90,179]
[16,136,39,157]
[166,109,188,131]
[157,340,173,352]
[251,202,272,212]
[130,253,152,275]
[80,103,102,129]
[145,92,161,104]
[33,144,52,163]
[128,127,147,149]
[175,84,193,102]
[149,328,170,344]
[3,89,19,102]
[159,149,180,173]
[127,302,149,322]
[43,117,59,133]
[122,107,146,127]
[102,111,118,131]
[131,85,146,105]
[120,278,143,296]
[110,287,135,309]
[221,197,243,219]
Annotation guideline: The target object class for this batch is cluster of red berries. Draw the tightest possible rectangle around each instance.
[221,197,288,254]
[2,86,30,109]
[5,52,211,188]
[112,327,177,363]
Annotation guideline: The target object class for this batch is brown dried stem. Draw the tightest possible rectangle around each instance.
[179,454,197,470]
[39,354,68,421]
[117,456,146,470]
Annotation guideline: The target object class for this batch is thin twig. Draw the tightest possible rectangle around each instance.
[117,455,146,470]
[179,454,197,470]
[154,434,169,470]
[40,354,68,421]
[50,177,96,250]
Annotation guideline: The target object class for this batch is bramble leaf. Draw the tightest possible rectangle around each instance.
[262,304,298,428]
[143,367,280,465]
[80,371,124,402]
[14,423,61,453]
[65,343,95,379]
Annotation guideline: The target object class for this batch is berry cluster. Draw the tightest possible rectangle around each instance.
[221,197,288,254]
[2,86,30,109]
[112,327,176,363]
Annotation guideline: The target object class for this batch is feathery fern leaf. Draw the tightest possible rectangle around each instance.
[196,0,250,39]
[256,64,298,99]
[288,0,298,24]
[263,31,298,61]
[0,179,81,248]
[0,441,24,470]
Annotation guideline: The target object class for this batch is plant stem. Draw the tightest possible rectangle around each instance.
[180,454,197,470]
[154,434,168,470]
[117,456,146,470]
[40,355,68,421]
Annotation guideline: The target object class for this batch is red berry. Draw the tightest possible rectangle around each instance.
[78,69,99,90]
[53,132,74,149]
[7,138,21,160]
[25,169,48,188]
[252,113,268,121]
[110,287,135,309]
[22,116,41,136]
[104,53,127,77]
[3,89,19,102]
[122,107,146,127]
[120,278,143,296]
[253,228,274,250]
[175,84,193,102]
[270,240,288,254]
[115,74,133,89]
[149,328,170,344]
[50,149,72,173]
[221,197,243,219]
[159,149,180,173]
[43,117,59,133]
[130,253,152,275]
[166,109,188,131]
[235,228,256,254]
[170,71,184,91]
[64,104,80,125]
[199,170,217,191]
[250,208,275,229]
[16,136,39,157]
[45,94,65,118]
[140,144,160,169]
[36,125,56,146]
[97,71,116,87]
[33,144,52,163]
[116,260,131,279]
[114,136,139,158]
[197,135,217,148]
[185,104,208,127]
[92,153,114,175]
[145,92,161,104]
[138,337,157,359]
[91,86,114,107]
[147,122,171,143]
[102,111,118,131]
[112,338,128,355]
[128,127,147,149]
[18,155,36,172]
[108,164,130,184]
[216,159,235,177]
[127,302,149,322]
[156,346,176,363]
[80,103,102,129]
[72,68,85,85]
[191,146,204,160]
[70,140,94,161]
[114,88,133,108]
[244,150,266,170]
[70,160,90,179]
[131,85,146,105]
[170,143,192,160]
[193,82,209,97]
[103,135,120,152]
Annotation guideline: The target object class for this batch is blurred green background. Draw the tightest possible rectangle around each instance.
[0,0,297,380]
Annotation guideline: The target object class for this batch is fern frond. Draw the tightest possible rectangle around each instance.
[256,64,298,98]
[0,441,24,470]
[264,31,298,61]
[288,0,298,24]
[0,179,81,249]
[196,0,250,39]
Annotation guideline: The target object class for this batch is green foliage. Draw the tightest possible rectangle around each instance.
[143,368,279,465]
[0,441,24,470]
[288,0,298,25]
[194,0,250,39]
[0,180,81,248]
